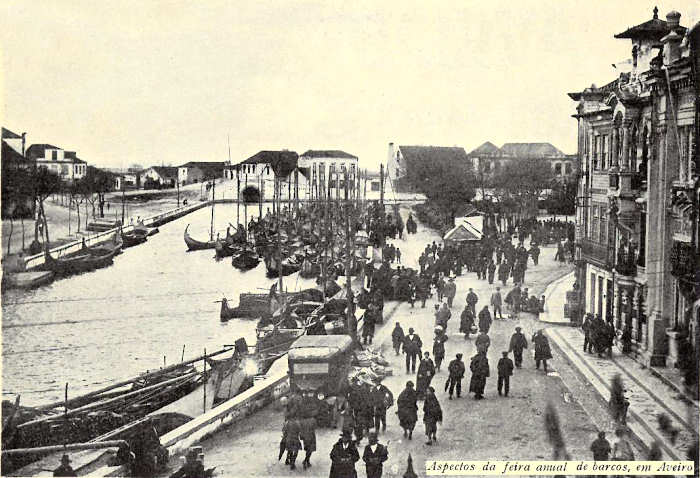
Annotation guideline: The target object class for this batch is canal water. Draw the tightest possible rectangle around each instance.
[2,202,318,406]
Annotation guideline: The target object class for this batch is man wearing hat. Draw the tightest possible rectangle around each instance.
[403,328,422,374]
[396,381,418,439]
[490,287,503,320]
[508,327,528,368]
[329,429,360,478]
[497,351,514,397]
[53,454,77,477]
[446,353,466,399]
[370,380,394,432]
[362,430,389,478]
[443,277,457,307]
[169,448,205,478]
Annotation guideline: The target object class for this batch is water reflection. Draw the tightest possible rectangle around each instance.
[2,203,316,405]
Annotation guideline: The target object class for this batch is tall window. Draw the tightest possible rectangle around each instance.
[565,163,572,175]
[591,206,599,241]
[602,135,609,170]
[599,209,608,245]
[554,163,562,176]
[593,136,599,170]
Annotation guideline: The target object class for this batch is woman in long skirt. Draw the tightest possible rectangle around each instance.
[397,381,418,440]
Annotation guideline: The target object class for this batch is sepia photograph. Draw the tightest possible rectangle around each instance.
[1,1,699,477]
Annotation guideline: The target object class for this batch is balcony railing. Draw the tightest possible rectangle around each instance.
[580,238,610,268]
[615,247,637,276]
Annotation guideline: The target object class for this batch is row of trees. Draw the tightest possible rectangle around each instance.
[404,157,576,232]
[4,165,116,255]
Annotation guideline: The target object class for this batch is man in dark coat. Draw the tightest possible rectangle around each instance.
[397,381,418,439]
[497,351,514,397]
[508,326,528,368]
[581,313,594,353]
[478,306,492,333]
[416,352,435,399]
[446,353,466,399]
[475,331,490,355]
[329,429,360,478]
[423,387,443,445]
[459,304,475,340]
[532,330,553,372]
[443,277,457,307]
[590,431,611,461]
[403,328,422,374]
[362,431,388,478]
[283,418,302,469]
[487,260,496,284]
[299,417,317,470]
[466,288,479,315]
[391,322,405,356]
[498,262,510,286]
[369,381,394,432]
[432,331,448,372]
[469,351,490,399]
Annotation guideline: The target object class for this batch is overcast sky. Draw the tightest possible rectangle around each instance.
[2,1,699,170]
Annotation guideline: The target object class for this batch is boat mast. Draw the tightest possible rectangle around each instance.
[276,174,283,293]
[210,178,216,241]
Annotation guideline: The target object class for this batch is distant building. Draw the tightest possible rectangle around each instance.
[26,144,87,183]
[298,150,358,200]
[141,166,178,189]
[386,143,470,193]
[178,161,226,186]
[1,127,34,218]
[233,150,305,203]
[467,142,577,180]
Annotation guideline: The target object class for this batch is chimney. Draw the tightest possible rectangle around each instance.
[21,132,26,156]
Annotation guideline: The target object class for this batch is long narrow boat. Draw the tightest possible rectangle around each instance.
[121,230,148,248]
[264,253,301,277]
[43,247,118,276]
[184,224,216,251]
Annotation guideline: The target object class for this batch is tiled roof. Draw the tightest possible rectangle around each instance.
[2,140,30,164]
[467,141,500,157]
[398,146,469,164]
[500,143,565,158]
[26,144,62,160]
[614,15,686,40]
[239,150,299,177]
[300,150,357,159]
[150,166,178,179]
[2,127,22,139]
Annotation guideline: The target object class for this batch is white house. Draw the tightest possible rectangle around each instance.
[298,150,358,200]
[26,144,87,183]
[141,166,178,188]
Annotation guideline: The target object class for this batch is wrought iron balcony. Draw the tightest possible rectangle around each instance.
[615,247,637,276]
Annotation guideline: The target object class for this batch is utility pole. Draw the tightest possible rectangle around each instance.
[176,178,180,207]
[210,178,215,241]
[380,164,385,208]
[236,166,240,226]
[120,178,126,225]
[345,178,357,344]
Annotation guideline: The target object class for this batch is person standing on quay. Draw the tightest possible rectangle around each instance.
[403,328,422,374]
[508,326,528,368]
[329,429,360,478]
[532,329,553,372]
[497,351,514,397]
[432,329,448,372]
[370,380,393,433]
[469,351,490,400]
[446,353,465,400]
[487,260,496,285]
[416,352,436,400]
[466,288,479,316]
[443,277,457,308]
[460,304,475,340]
[397,381,418,440]
[423,387,443,445]
[478,305,492,334]
[362,431,388,478]
[490,287,503,320]
[475,330,491,355]
[392,322,405,356]
[590,431,611,461]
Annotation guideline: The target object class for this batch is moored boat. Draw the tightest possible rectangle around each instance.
[231,248,260,270]
[121,230,148,248]
[43,247,118,277]
[184,224,216,251]
[264,253,301,277]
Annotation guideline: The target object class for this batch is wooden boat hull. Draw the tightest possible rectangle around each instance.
[2,271,55,291]
[43,248,117,276]
[264,256,301,277]
[121,231,147,248]
[231,250,260,270]
[215,239,239,258]
[184,225,216,251]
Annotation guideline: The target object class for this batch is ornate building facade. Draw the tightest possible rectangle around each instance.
[569,9,699,367]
